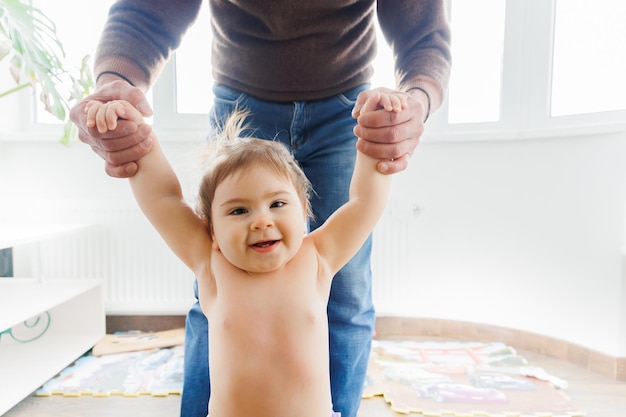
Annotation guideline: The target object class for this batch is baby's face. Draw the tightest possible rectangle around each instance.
[210,165,307,273]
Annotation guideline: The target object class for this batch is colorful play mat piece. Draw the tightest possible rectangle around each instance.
[37,345,184,397]
[362,340,585,416]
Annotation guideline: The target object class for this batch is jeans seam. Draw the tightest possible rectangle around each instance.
[290,101,307,149]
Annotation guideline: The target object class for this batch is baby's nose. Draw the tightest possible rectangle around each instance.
[251,214,274,230]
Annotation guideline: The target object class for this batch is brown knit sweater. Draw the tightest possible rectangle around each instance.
[95,0,450,108]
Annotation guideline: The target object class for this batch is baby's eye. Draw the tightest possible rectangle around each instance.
[271,201,286,209]
[229,207,247,215]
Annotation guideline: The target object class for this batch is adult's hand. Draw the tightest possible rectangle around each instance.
[70,74,154,178]
[352,87,428,175]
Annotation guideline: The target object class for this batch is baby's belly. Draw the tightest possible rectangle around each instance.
[209,345,332,416]
[207,310,332,416]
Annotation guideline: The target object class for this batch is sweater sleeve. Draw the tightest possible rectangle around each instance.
[377,0,451,113]
[94,0,204,91]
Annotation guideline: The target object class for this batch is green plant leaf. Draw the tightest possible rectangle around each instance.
[0,0,93,143]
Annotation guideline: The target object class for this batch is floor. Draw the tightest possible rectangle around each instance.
[5,334,626,417]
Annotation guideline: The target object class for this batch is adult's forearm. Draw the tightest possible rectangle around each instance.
[378,0,452,114]
[94,0,203,91]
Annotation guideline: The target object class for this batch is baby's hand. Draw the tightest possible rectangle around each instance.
[85,99,145,134]
[356,91,409,116]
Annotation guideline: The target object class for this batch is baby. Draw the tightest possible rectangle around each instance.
[85,91,406,417]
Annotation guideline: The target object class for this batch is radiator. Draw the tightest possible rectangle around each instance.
[12,201,415,315]
[12,206,196,315]
[371,203,415,312]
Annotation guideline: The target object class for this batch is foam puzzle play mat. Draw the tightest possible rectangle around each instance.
[36,335,585,416]
[362,340,585,416]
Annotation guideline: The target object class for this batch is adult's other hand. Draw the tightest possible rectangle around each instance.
[353,87,428,175]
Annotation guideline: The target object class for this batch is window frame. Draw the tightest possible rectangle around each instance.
[9,0,626,143]
[427,0,626,142]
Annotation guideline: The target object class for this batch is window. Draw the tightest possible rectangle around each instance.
[175,1,212,115]
[447,0,506,124]
[31,0,115,124]
[551,0,626,117]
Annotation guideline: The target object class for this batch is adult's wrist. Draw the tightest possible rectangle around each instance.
[96,71,135,89]
[406,86,431,123]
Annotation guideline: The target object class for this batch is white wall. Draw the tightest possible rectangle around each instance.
[0,138,199,314]
[1,128,626,357]
[375,130,626,358]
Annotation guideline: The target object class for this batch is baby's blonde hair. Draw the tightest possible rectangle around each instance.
[197,111,313,227]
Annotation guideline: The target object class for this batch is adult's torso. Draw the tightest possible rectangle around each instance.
[210,0,377,101]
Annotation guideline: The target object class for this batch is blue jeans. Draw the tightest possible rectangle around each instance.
[181,84,375,417]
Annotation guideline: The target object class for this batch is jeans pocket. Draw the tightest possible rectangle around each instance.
[335,84,370,107]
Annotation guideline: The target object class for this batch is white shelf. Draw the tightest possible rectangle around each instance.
[0,279,99,330]
[0,278,105,415]
[0,224,105,416]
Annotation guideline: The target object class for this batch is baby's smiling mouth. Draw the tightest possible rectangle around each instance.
[252,240,278,248]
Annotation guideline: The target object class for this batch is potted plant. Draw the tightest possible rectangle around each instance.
[0,0,92,144]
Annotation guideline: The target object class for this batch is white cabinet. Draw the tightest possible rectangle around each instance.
[0,225,105,416]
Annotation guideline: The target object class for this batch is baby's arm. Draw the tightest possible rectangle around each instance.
[87,100,212,275]
[312,92,403,275]
[129,134,213,276]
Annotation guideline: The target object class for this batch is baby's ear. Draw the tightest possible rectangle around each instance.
[203,217,220,250]
[210,228,221,251]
